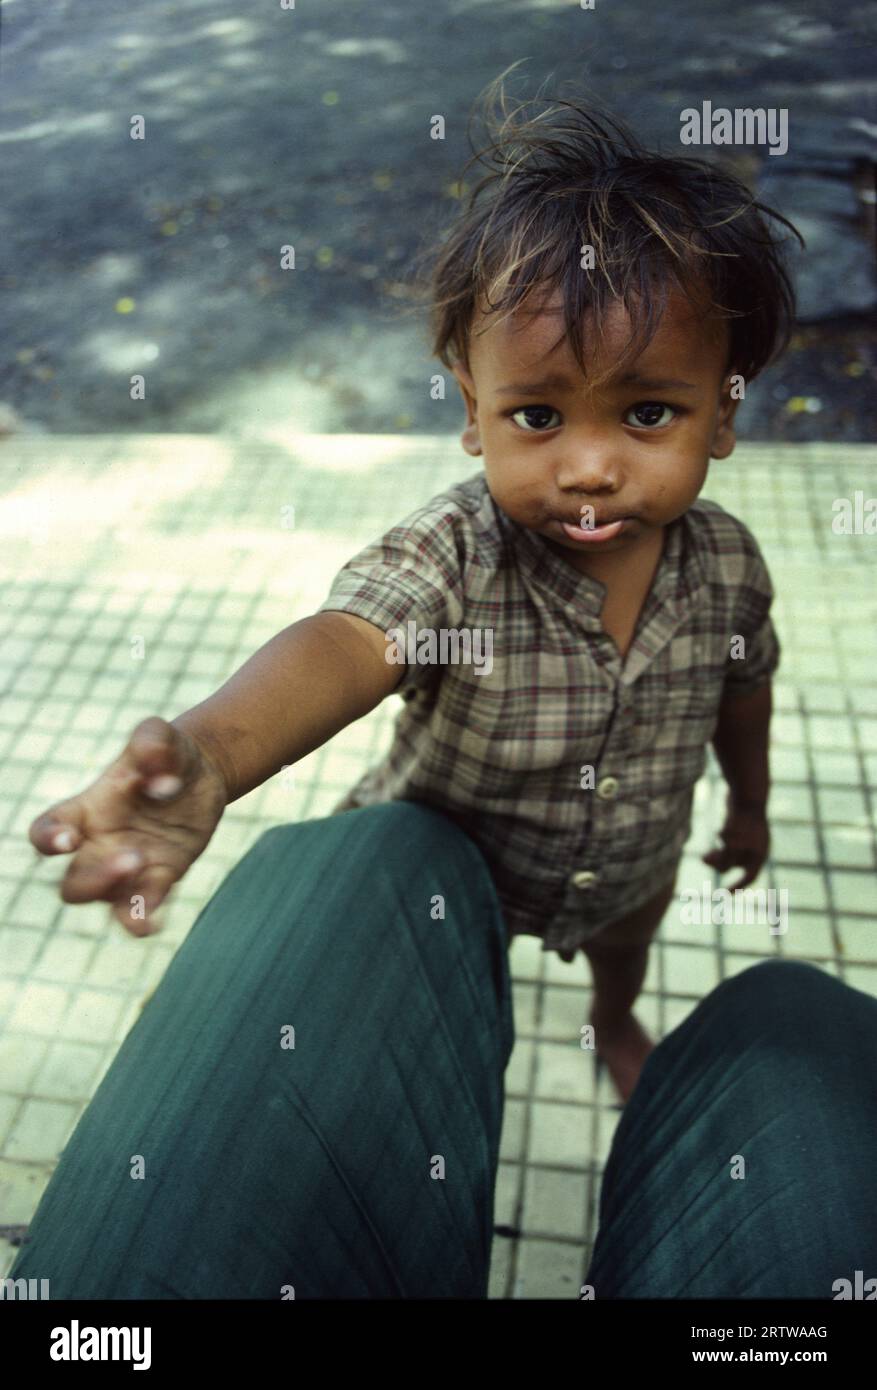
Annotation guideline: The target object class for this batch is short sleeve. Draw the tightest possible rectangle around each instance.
[316,497,467,695]
[722,532,781,699]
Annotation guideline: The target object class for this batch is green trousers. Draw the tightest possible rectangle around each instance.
[10,801,877,1297]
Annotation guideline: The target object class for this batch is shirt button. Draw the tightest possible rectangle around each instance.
[596,776,619,800]
[571,870,598,889]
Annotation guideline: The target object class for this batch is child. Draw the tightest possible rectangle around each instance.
[29,76,802,1103]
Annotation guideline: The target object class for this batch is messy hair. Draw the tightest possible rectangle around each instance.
[418,66,804,387]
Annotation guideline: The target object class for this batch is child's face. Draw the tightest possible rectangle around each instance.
[452,283,740,571]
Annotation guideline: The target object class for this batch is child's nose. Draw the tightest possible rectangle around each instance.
[555,438,624,494]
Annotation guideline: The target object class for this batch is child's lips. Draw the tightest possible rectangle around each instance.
[559,515,629,543]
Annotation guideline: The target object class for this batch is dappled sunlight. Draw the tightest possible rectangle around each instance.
[78,331,162,375]
[323,37,408,63]
[161,329,443,436]
[84,253,143,288]
[196,18,262,43]
[2,0,872,444]
[0,440,237,555]
[254,430,446,474]
[0,111,114,144]
[0,435,481,612]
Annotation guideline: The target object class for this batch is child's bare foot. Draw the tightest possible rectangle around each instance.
[590,1010,655,1103]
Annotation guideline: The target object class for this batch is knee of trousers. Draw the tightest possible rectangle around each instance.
[689,958,845,1021]
[680,957,866,1059]
[635,958,872,1124]
[250,801,511,1021]
[713,957,840,1006]
[258,799,497,892]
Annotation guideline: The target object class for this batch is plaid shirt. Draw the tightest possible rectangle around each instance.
[318,472,780,954]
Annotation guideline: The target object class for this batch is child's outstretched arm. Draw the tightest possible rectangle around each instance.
[29,612,402,934]
[172,611,403,803]
[702,680,772,889]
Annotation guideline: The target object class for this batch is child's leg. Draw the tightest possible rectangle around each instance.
[8,801,514,1299]
[580,876,677,1102]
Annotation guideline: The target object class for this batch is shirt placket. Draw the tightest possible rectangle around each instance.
[509,516,698,945]
[558,561,689,929]
[561,648,629,915]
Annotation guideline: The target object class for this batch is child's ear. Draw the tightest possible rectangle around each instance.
[710,374,744,460]
[452,363,482,457]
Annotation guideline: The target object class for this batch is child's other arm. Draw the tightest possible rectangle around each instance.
[172,611,403,803]
[709,679,771,812]
[702,680,772,888]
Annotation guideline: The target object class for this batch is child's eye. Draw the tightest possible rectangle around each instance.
[510,405,562,432]
[625,401,677,429]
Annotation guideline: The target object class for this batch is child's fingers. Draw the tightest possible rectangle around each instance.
[59,846,146,905]
[725,856,761,891]
[725,872,754,891]
[125,716,193,801]
[29,803,87,856]
[701,845,733,872]
[109,865,178,936]
[703,845,761,890]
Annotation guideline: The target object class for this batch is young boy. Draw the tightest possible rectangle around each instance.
[29,79,800,1103]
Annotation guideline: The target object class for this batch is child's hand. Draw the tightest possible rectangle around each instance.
[28,716,230,937]
[702,801,769,890]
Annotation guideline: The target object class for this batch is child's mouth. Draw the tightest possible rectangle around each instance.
[559,517,628,543]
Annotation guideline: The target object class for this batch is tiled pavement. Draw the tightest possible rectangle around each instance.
[0,435,875,1296]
